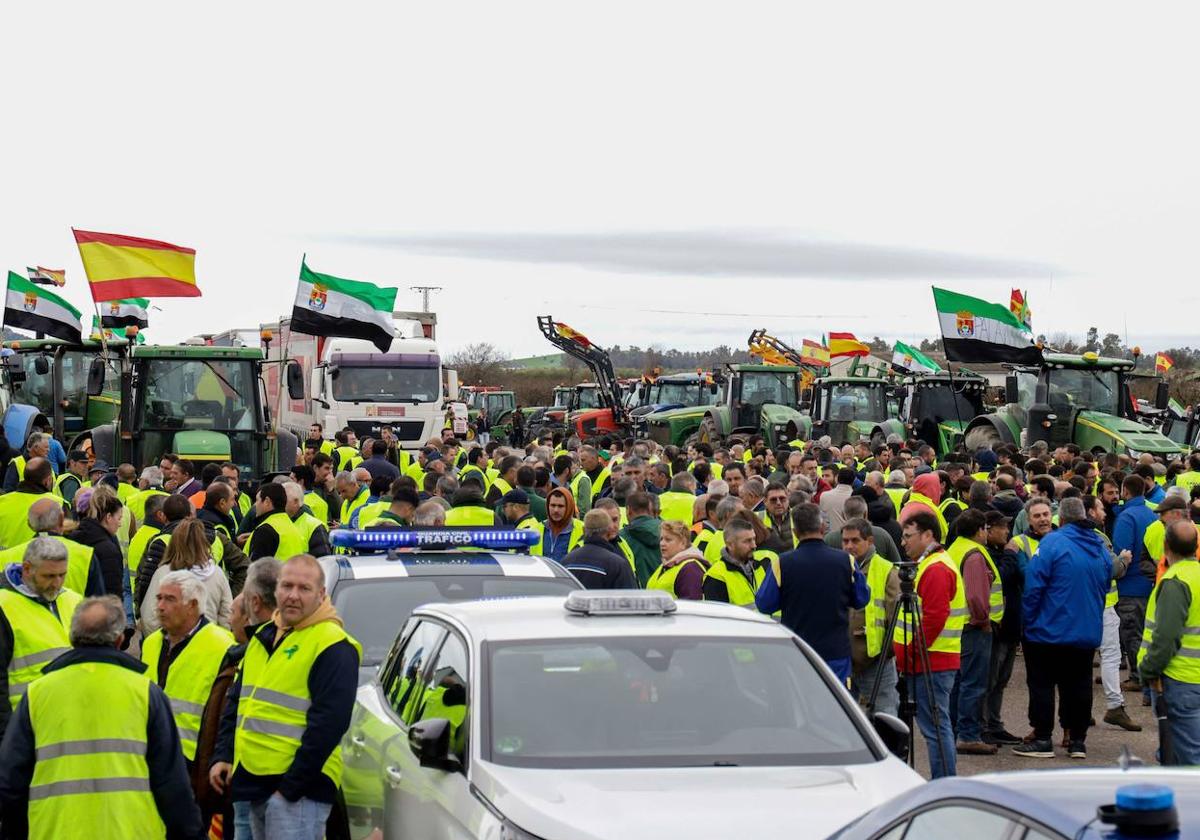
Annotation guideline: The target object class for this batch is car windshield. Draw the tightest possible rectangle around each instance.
[330,353,440,403]
[487,636,873,768]
[139,358,255,430]
[657,381,714,406]
[332,575,579,667]
[916,382,984,422]
[739,372,796,406]
[1047,368,1120,415]
[824,384,885,421]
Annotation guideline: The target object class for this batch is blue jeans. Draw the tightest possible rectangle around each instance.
[912,670,957,778]
[250,794,332,840]
[951,626,992,743]
[853,656,900,718]
[1161,677,1200,766]
[234,800,252,840]
[826,656,851,685]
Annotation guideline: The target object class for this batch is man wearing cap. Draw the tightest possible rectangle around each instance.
[52,451,89,505]
[982,509,1025,745]
[500,490,538,529]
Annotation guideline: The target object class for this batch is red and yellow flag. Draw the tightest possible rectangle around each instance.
[800,339,830,367]
[1156,352,1175,374]
[553,322,592,348]
[827,332,869,358]
[73,229,200,301]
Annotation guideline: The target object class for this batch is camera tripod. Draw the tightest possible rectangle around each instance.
[866,565,950,774]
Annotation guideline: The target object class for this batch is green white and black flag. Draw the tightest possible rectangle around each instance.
[99,297,149,329]
[933,287,1042,365]
[892,341,940,374]
[291,258,398,352]
[4,271,82,342]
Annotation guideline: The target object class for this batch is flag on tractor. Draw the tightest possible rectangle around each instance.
[800,339,830,367]
[90,315,146,344]
[891,341,940,374]
[554,322,592,348]
[26,266,65,287]
[827,332,870,358]
[100,298,149,329]
[933,287,1042,364]
[4,271,82,342]
[73,229,200,301]
[290,257,397,353]
[1156,353,1175,374]
[1009,288,1032,328]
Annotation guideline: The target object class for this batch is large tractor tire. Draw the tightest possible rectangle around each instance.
[697,416,720,446]
[964,424,1003,452]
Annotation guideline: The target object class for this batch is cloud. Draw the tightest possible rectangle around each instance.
[333,229,1057,280]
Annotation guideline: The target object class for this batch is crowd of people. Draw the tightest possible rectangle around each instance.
[0,414,1196,836]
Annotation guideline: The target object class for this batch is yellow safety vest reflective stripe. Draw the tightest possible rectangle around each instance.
[27,659,164,840]
[861,554,894,659]
[1139,559,1200,683]
[0,588,81,709]
[892,550,967,655]
[945,537,1004,623]
[141,622,235,760]
[235,622,362,787]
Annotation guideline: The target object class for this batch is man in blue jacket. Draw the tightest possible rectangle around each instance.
[1112,474,1158,697]
[1013,497,1111,761]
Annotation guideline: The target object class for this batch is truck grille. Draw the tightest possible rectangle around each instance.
[346,419,426,442]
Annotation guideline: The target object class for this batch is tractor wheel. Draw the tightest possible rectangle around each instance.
[698,417,720,446]
[964,424,1002,452]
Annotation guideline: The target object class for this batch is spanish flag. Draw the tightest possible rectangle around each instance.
[1156,353,1175,374]
[800,339,830,368]
[73,229,200,301]
[827,331,869,358]
[554,322,592,348]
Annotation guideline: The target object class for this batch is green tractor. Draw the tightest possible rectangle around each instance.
[803,369,899,447]
[893,371,989,457]
[963,352,1180,457]
[81,343,304,487]
[645,363,806,449]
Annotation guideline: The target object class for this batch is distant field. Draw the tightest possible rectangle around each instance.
[504,353,564,370]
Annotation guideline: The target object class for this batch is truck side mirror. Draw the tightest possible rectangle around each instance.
[33,356,49,376]
[1156,380,1171,411]
[1004,374,1019,405]
[309,367,325,405]
[286,360,304,402]
[86,358,106,396]
[444,369,459,401]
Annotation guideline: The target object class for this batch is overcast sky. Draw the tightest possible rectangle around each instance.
[4,2,1198,358]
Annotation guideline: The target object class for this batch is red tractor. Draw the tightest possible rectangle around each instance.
[537,316,630,439]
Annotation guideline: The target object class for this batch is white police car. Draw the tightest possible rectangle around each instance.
[337,589,922,840]
[321,528,582,683]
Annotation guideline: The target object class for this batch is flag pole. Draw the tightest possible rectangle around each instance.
[931,287,967,458]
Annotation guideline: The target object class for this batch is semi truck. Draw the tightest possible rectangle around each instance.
[208,311,456,453]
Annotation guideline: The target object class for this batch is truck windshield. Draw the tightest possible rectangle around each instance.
[1047,368,1120,415]
[823,384,885,421]
[739,372,796,406]
[330,354,440,403]
[140,358,256,430]
[658,381,715,406]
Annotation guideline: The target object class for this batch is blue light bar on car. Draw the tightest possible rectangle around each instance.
[330,527,539,551]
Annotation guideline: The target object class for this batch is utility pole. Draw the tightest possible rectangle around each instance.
[410,286,443,313]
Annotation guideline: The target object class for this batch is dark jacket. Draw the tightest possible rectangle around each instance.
[562,536,637,590]
[362,456,400,484]
[193,630,256,822]
[620,515,662,587]
[0,646,204,840]
[993,544,1024,642]
[213,619,358,804]
[197,505,238,541]
[992,490,1024,519]
[294,506,333,557]
[135,519,228,615]
[68,517,124,601]
[756,537,868,663]
[1022,521,1111,648]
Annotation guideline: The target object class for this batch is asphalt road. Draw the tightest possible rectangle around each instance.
[902,650,1159,778]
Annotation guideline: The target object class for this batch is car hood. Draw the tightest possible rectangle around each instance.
[474,758,921,840]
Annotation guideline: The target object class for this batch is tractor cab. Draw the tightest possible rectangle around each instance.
[904,373,987,455]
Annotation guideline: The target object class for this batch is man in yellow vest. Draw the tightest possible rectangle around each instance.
[1,432,50,493]
[0,459,58,550]
[51,449,88,506]
[305,422,336,459]
[659,472,698,526]
[0,538,80,737]
[0,595,203,838]
[895,510,965,778]
[445,472,497,526]
[553,454,592,516]
[0,499,104,598]
[335,470,370,531]
[283,482,332,557]
[701,517,764,606]
[842,519,900,718]
[248,483,307,562]
[1138,519,1200,765]
[141,570,235,767]
[209,555,360,837]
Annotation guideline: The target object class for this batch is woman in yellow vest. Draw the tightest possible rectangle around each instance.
[648,521,709,599]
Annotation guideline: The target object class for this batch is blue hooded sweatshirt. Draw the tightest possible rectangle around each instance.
[1022,521,1111,648]
[1112,496,1156,598]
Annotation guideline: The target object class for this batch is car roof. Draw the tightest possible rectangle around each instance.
[319,552,575,583]
[413,595,789,642]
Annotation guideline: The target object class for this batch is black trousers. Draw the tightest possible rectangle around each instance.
[1024,640,1094,742]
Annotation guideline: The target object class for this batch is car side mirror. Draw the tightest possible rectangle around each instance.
[33,356,50,376]
[1156,380,1171,411]
[1004,374,1019,405]
[286,360,304,402]
[408,718,460,772]
[872,712,909,761]
[86,358,106,396]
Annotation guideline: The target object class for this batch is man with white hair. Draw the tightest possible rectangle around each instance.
[283,482,332,557]
[414,500,447,526]
[336,469,369,527]
[127,465,169,525]
[141,570,235,767]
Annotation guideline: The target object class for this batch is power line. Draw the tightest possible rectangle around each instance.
[410,286,442,312]
[576,304,869,320]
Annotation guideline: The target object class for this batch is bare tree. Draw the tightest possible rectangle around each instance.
[447,342,510,385]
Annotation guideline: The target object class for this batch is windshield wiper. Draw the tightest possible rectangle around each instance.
[204,361,243,398]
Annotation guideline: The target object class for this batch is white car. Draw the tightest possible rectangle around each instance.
[338,591,922,840]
